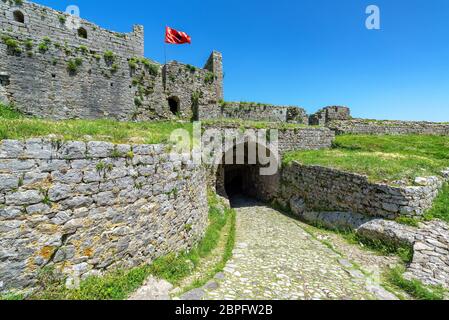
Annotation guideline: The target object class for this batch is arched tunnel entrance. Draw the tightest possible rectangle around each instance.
[216,141,280,206]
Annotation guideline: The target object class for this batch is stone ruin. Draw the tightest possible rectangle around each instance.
[1,0,448,295]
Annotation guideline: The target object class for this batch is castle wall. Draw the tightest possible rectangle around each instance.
[204,51,223,101]
[0,1,144,57]
[278,162,447,219]
[309,106,351,126]
[199,102,309,124]
[328,119,449,136]
[0,139,208,292]
[164,61,218,121]
[0,1,222,121]
[205,125,335,198]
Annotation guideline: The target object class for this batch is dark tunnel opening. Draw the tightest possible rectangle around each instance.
[216,142,280,207]
[223,165,251,198]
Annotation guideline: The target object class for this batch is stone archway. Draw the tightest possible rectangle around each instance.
[216,140,280,205]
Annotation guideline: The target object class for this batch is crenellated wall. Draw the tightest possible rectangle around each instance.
[0,1,144,58]
[0,139,208,292]
[0,1,223,121]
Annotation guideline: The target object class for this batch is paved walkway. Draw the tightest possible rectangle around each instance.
[202,197,396,300]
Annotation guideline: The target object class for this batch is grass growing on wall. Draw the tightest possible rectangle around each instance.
[0,103,23,119]
[0,103,192,145]
[283,134,449,184]
[25,192,236,300]
[386,266,446,300]
[202,118,315,130]
[148,192,235,286]
[425,183,449,223]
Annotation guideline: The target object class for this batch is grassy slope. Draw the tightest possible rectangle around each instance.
[0,103,192,145]
[284,134,449,184]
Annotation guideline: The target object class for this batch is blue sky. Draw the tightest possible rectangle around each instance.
[34,0,449,121]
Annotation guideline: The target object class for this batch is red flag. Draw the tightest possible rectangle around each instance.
[165,26,191,44]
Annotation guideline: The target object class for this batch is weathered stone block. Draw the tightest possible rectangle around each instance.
[5,190,43,206]
[0,140,24,159]
[87,142,115,158]
[48,184,73,202]
[59,142,87,160]
[0,174,19,192]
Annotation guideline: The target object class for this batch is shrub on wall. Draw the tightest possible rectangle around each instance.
[67,57,83,73]
[104,50,116,65]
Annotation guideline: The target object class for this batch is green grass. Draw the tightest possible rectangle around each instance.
[342,232,413,264]
[425,183,449,223]
[28,191,235,300]
[0,103,192,145]
[284,134,449,184]
[148,191,234,285]
[0,104,23,119]
[386,266,446,300]
[31,265,152,300]
[0,292,25,300]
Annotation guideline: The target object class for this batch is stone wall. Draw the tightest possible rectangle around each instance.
[0,1,222,121]
[328,119,449,136]
[164,61,218,121]
[279,162,448,219]
[0,139,208,292]
[1,1,144,57]
[207,125,335,200]
[202,123,335,155]
[200,102,309,124]
[309,106,351,126]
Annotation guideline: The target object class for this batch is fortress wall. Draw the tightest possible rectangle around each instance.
[279,162,448,219]
[328,119,449,136]
[0,1,223,121]
[0,33,219,121]
[199,102,309,124]
[201,124,335,155]
[0,1,144,58]
[164,61,218,121]
[309,106,351,126]
[205,125,335,200]
[0,36,138,120]
[0,139,208,292]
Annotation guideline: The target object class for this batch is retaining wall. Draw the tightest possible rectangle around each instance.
[0,139,208,292]
[279,162,448,219]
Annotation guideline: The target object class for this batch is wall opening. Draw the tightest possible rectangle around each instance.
[78,27,88,39]
[0,74,10,86]
[13,10,25,23]
[168,97,180,115]
[216,141,279,205]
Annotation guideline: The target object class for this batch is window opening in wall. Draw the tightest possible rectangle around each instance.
[78,27,88,39]
[13,11,25,23]
[168,97,180,115]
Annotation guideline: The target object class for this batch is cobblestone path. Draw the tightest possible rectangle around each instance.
[202,197,396,300]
